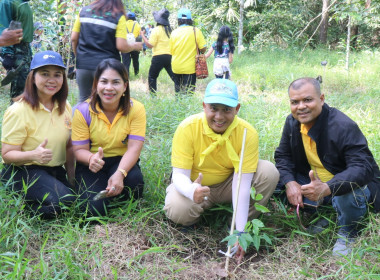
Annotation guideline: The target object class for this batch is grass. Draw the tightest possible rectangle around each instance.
[0,48,379,279]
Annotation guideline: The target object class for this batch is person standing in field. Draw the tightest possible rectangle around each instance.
[0,0,33,101]
[170,8,206,94]
[72,59,146,216]
[1,51,76,218]
[121,11,141,77]
[205,25,235,79]
[71,0,142,102]
[140,8,175,95]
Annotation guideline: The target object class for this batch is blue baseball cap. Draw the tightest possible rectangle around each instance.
[30,51,66,70]
[204,79,239,107]
[127,12,136,20]
[177,8,192,20]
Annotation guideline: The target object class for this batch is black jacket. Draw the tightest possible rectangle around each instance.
[275,103,380,212]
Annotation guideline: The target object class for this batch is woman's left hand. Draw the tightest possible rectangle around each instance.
[106,171,124,197]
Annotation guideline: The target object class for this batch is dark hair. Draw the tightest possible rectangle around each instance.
[178,18,193,26]
[90,58,130,116]
[16,66,68,115]
[91,0,125,17]
[288,77,322,95]
[157,23,172,38]
[216,25,235,54]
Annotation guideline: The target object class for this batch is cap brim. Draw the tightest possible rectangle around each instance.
[203,96,238,107]
[31,63,66,70]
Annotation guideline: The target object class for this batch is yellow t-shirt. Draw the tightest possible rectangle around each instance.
[149,25,171,56]
[126,20,141,38]
[72,14,127,38]
[1,100,72,167]
[300,124,334,182]
[71,98,146,157]
[172,113,259,186]
[170,26,206,74]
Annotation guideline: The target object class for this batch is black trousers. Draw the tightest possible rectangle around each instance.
[75,156,144,216]
[121,51,140,76]
[148,54,175,93]
[1,164,75,218]
[173,73,196,94]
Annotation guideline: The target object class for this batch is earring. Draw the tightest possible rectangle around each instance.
[122,93,125,96]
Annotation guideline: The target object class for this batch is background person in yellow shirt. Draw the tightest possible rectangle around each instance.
[170,8,206,94]
[1,51,75,219]
[140,8,175,95]
[72,58,146,216]
[274,77,380,256]
[121,11,141,77]
[164,79,279,263]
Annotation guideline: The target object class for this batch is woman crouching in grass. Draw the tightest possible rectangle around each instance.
[1,51,76,218]
[72,58,146,216]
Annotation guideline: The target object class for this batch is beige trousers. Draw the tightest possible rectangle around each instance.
[163,160,279,226]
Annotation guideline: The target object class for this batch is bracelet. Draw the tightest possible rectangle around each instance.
[88,154,94,164]
[118,168,127,177]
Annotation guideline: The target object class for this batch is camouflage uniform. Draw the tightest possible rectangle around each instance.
[0,0,33,99]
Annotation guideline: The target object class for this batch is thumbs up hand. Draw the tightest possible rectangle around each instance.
[192,173,211,204]
[300,170,331,201]
[34,138,53,164]
[88,147,105,173]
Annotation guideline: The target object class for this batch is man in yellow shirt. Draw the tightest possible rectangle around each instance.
[122,12,141,76]
[164,79,279,262]
[170,8,206,94]
[275,77,380,256]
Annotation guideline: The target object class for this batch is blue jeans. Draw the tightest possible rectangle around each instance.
[294,173,370,237]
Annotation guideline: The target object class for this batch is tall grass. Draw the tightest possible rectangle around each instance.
[0,48,379,279]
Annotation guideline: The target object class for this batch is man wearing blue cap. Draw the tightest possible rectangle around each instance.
[122,11,141,76]
[170,8,207,94]
[164,79,279,261]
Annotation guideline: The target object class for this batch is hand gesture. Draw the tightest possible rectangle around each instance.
[301,170,331,201]
[88,147,105,173]
[192,173,210,204]
[33,138,52,164]
[1,28,23,46]
[234,242,245,264]
[140,30,146,36]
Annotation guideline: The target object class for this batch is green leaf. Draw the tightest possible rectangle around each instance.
[261,233,272,245]
[250,188,256,199]
[254,203,270,213]
[239,235,249,251]
[255,193,263,201]
[251,219,265,228]
[252,234,261,251]
[221,234,237,243]
[228,236,238,247]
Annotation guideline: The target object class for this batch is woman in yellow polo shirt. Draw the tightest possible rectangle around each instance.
[140,8,175,94]
[1,51,75,218]
[72,58,146,216]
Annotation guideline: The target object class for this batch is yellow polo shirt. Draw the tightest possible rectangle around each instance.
[73,15,127,38]
[170,26,206,74]
[149,25,171,56]
[172,113,259,186]
[300,124,334,182]
[1,99,72,167]
[71,98,146,157]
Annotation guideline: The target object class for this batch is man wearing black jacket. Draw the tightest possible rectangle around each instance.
[274,77,380,256]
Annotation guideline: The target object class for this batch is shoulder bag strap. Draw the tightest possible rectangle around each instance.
[193,27,200,55]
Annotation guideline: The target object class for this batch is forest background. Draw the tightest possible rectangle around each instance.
[0,0,379,279]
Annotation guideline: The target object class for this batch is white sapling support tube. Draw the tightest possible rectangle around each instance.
[225,128,247,272]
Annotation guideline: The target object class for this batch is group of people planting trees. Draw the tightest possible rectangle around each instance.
[1,0,379,266]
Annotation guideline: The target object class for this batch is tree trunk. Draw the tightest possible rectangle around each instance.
[319,0,329,44]
[238,0,244,54]
[345,15,351,71]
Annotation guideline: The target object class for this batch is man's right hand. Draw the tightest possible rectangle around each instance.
[192,173,210,204]
[285,181,303,207]
[0,28,23,47]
